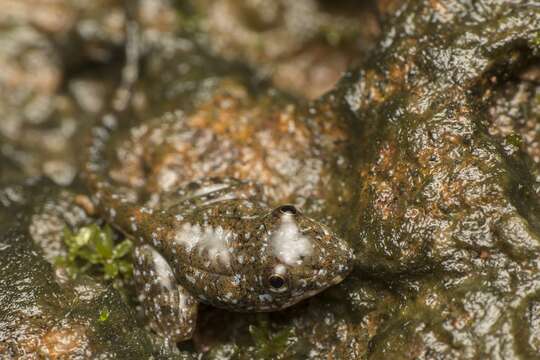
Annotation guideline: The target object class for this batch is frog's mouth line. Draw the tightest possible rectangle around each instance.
[280,273,347,309]
[280,288,324,309]
[183,264,347,310]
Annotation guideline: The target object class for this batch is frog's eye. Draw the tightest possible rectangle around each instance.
[268,274,288,293]
[277,205,298,216]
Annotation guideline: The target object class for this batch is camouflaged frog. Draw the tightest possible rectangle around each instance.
[83,84,354,342]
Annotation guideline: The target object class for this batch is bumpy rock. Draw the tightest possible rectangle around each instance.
[0,180,162,358]
[331,1,540,358]
[339,0,540,273]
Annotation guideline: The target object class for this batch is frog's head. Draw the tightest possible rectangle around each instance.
[246,204,354,311]
[178,200,354,312]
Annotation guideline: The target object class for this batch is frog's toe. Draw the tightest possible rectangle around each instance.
[134,245,198,342]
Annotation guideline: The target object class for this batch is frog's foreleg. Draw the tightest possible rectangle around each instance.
[133,245,198,343]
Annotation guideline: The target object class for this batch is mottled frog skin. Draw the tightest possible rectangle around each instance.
[83,84,354,342]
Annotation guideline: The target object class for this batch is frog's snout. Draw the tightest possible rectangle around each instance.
[319,231,355,287]
[267,205,354,293]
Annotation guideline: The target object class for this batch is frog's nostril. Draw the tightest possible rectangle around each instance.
[278,205,298,215]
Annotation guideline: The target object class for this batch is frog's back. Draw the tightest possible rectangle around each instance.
[105,81,352,224]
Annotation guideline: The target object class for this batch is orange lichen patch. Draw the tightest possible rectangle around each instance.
[363,70,385,105]
[39,325,89,359]
[388,62,411,87]
[4,323,90,359]
[448,308,473,331]
[133,207,148,223]
[361,143,404,220]
[188,94,261,142]
[372,181,397,220]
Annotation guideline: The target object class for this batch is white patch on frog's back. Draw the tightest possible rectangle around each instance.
[198,225,232,269]
[174,223,201,252]
[174,223,232,270]
[271,214,313,266]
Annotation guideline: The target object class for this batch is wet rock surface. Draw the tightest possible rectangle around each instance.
[0,180,160,358]
[1,0,540,359]
[336,1,540,274]
[332,1,540,358]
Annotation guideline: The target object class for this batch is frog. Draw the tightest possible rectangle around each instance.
[83,81,355,343]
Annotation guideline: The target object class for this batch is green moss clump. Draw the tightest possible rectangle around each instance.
[99,308,110,322]
[55,224,133,282]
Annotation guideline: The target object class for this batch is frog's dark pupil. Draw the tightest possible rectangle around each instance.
[269,275,285,288]
[279,205,297,215]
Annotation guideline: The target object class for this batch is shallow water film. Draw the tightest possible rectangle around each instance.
[1,0,540,359]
